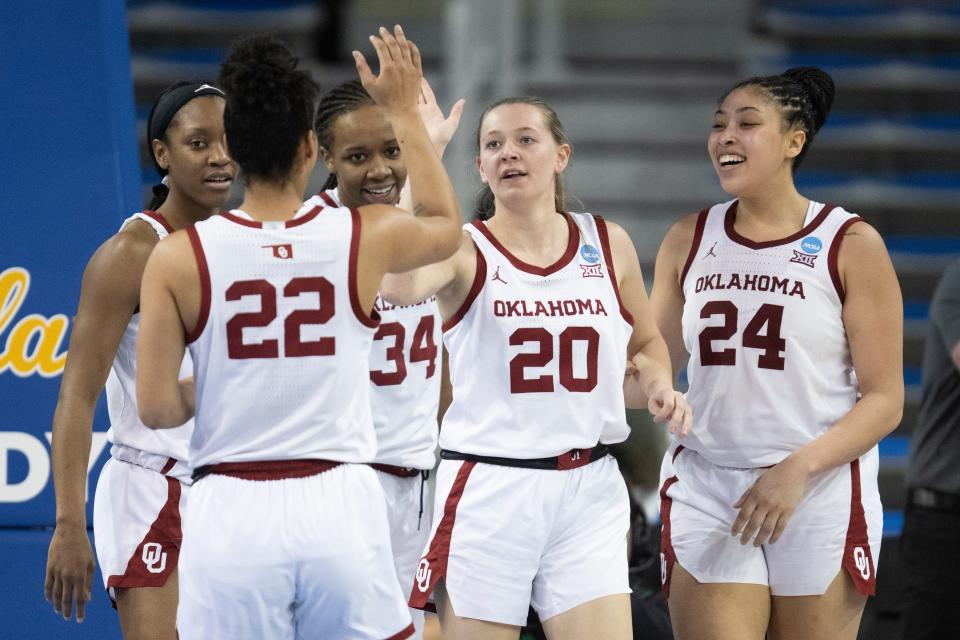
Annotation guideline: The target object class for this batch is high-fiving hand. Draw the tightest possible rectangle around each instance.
[353,25,423,113]
[417,78,465,154]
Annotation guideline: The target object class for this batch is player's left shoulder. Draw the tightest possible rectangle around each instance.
[836,218,887,261]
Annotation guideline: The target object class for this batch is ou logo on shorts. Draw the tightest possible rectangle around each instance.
[659,552,667,586]
[853,546,870,580]
[142,542,167,574]
[416,558,432,593]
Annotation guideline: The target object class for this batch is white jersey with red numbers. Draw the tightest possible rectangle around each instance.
[105,210,192,471]
[440,212,633,458]
[319,189,440,470]
[185,197,379,468]
[680,199,864,468]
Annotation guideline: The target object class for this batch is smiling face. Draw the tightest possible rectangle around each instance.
[320,104,406,208]
[476,102,570,209]
[152,95,235,211]
[708,86,806,199]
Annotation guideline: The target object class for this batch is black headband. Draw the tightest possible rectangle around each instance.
[147,82,226,174]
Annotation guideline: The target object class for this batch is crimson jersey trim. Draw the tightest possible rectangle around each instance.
[470,212,578,276]
[724,200,837,250]
[285,205,323,228]
[442,244,486,332]
[828,217,865,303]
[349,207,380,328]
[318,191,338,208]
[141,210,175,234]
[220,211,261,228]
[593,214,634,325]
[679,208,709,289]
[220,207,325,229]
[184,226,211,344]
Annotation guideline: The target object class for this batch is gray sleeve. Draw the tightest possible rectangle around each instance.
[930,260,960,352]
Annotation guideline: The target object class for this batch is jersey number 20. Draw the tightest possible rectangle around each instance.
[509,326,599,393]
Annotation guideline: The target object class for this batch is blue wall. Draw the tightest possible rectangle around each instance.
[1,1,138,636]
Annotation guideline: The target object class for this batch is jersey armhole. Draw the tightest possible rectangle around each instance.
[593,214,634,326]
[184,226,211,344]
[349,207,381,328]
[678,208,709,289]
[828,216,865,304]
[442,244,486,333]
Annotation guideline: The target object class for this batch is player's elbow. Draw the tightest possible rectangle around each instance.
[379,272,421,307]
[137,393,181,429]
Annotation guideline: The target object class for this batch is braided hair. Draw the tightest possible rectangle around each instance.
[722,67,835,170]
[218,35,319,185]
[313,80,376,191]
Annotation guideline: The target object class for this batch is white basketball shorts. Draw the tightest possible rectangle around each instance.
[176,463,413,640]
[409,455,630,626]
[93,455,188,604]
[374,468,432,640]
[659,444,882,597]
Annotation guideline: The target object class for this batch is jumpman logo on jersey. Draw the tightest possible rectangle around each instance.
[702,242,718,259]
[491,265,508,284]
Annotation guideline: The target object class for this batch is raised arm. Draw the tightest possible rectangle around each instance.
[606,219,691,436]
[44,224,156,623]
[136,232,198,429]
[353,26,462,276]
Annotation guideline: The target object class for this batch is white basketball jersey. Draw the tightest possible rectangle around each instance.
[186,197,379,468]
[681,200,863,467]
[105,211,192,466]
[441,212,633,458]
[318,189,440,469]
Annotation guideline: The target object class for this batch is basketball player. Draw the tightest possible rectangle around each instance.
[650,67,903,640]
[379,96,691,640]
[44,81,234,637]
[135,28,461,639]
[313,77,463,639]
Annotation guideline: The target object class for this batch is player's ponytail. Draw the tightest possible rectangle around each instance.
[219,35,319,184]
[474,96,572,219]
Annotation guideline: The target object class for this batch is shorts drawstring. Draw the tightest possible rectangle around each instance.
[418,470,430,530]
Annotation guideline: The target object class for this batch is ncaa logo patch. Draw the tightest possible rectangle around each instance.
[580,244,600,264]
[800,236,822,254]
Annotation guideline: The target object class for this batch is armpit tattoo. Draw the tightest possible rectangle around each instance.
[844,231,861,237]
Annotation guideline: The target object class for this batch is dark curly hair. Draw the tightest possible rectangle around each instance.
[218,35,319,184]
[314,80,376,191]
[721,66,835,171]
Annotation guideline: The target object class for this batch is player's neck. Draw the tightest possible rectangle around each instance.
[486,199,569,266]
[735,185,810,237]
[155,191,217,230]
[239,178,310,222]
